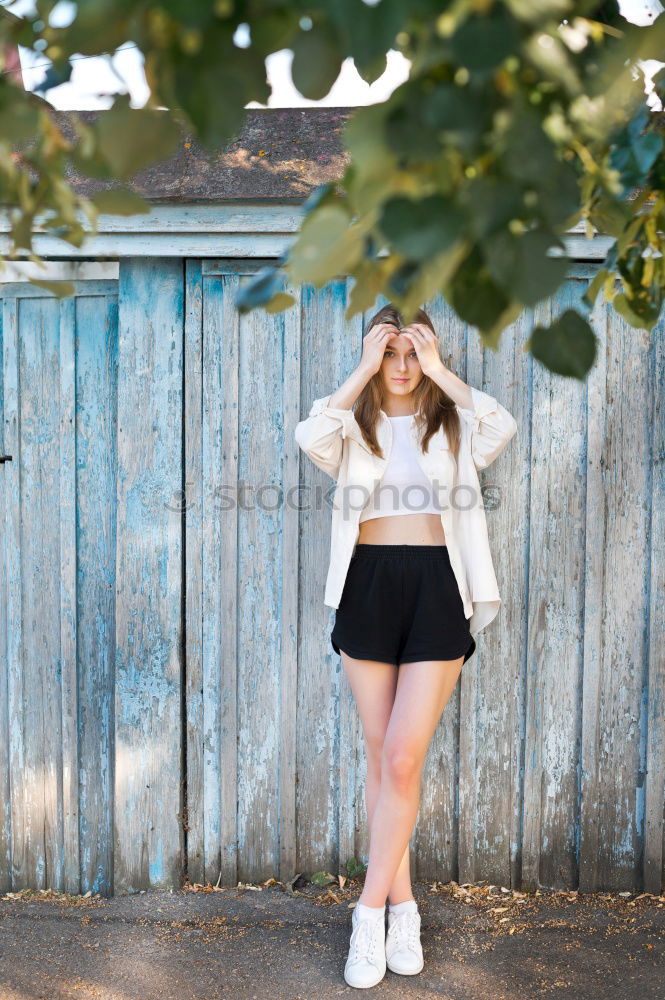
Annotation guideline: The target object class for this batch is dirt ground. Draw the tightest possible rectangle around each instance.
[0,877,663,999]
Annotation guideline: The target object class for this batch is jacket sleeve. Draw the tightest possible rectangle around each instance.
[456,386,518,471]
[294,393,361,481]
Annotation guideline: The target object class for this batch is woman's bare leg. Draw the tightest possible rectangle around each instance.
[340,652,414,905]
[365,755,414,905]
[357,656,464,908]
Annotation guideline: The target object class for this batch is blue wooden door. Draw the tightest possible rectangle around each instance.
[0,280,118,895]
[0,260,185,896]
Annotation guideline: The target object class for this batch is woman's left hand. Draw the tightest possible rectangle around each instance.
[399,324,446,378]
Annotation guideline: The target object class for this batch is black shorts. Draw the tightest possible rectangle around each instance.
[331,544,476,666]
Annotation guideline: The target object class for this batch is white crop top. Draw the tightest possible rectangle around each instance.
[359,414,444,523]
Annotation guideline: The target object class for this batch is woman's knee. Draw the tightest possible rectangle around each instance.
[380,745,422,788]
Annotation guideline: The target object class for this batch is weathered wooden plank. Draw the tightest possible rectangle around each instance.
[524,281,589,891]
[183,260,206,885]
[113,258,184,892]
[412,292,474,884]
[0,205,613,260]
[455,295,528,889]
[0,297,19,893]
[0,262,118,283]
[336,282,365,875]
[201,272,240,885]
[644,313,664,894]
[0,280,119,298]
[295,281,361,878]
[0,231,611,261]
[0,287,120,896]
[0,233,300,260]
[597,314,653,890]
[0,304,4,893]
[235,281,287,880]
[74,292,119,896]
[0,202,610,237]
[279,279,301,881]
[58,294,78,893]
[579,291,609,893]
[0,203,307,235]
[580,305,653,891]
[11,296,63,889]
[501,305,533,892]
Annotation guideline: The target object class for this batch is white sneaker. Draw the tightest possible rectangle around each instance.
[385,905,424,975]
[344,904,387,989]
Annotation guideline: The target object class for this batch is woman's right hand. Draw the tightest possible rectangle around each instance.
[359,322,399,377]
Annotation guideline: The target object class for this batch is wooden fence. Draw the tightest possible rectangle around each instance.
[0,259,662,896]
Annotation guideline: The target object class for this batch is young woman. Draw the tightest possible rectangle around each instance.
[294,304,518,989]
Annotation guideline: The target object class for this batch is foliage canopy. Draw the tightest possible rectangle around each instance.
[1,1,664,377]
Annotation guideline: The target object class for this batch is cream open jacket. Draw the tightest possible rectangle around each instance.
[294,385,518,637]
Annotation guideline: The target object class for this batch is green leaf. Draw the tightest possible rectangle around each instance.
[384,83,444,161]
[530,309,597,378]
[499,111,559,186]
[449,246,511,332]
[0,90,40,143]
[387,260,421,297]
[301,182,337,217]
[534,159,581,229]
[611,292,655,329]
[28,279,75,298]
[235,266,284,314]
[581,268,610,310]
[378,194,466,261]
[94,97,181,180]
[251,11,301,53]
[346,258,397,318]
[342,105,400,214]
[33,60,73,95]
[287,204,363,286]
[355,51,388,87]
[483,229,570,307]
[89,189,152,215]
[264,291,296,313]
[345,856,367,878]
[589,196,633,240]
[459,177,524,239]
[169,45,269,150]
[420,83,491,153]
[327,0,404,81]
[480,299,525,351]
[449,7,520,71]
[609,105,664,192]
[291,25,343,101]
[393,240,471,321]
[310,870,336,887]
[504,0,570,22]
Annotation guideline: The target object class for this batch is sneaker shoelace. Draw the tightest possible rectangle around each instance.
[350,913,381,965]
[387,910,420,953]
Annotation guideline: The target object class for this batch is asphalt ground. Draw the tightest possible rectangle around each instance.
[0,877,663,999]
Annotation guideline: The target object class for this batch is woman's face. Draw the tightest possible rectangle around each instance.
[378,325,425,401]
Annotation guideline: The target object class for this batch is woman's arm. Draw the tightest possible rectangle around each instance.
[294,323,397,478]
[455,385,518,470]
[294,363,374,480]
[427,365,517,470]
[399,324,517,471]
